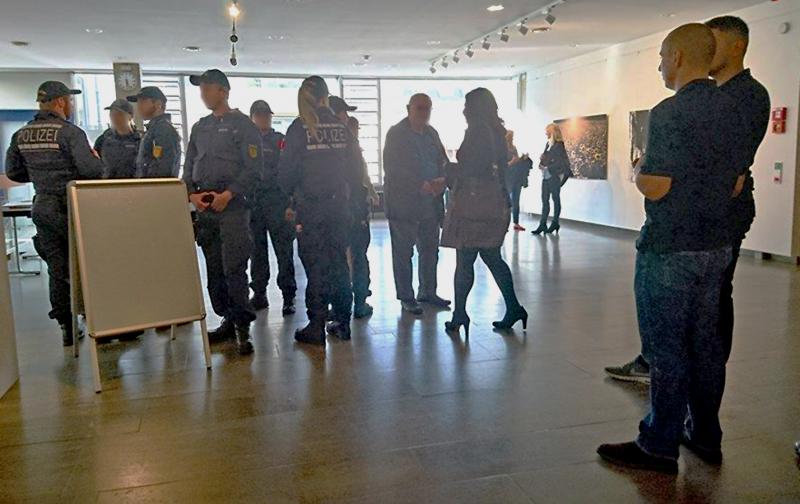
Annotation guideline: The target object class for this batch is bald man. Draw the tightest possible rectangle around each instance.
[597,24,748,474]
[383,93,451,315]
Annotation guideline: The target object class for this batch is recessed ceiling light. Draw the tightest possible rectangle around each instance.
[487,4,505,12]
[10,40,30,47]
[265,34,288,41]
[183,46,201,52]
[665,13,677,18]
[85,28,104,34]
[426,40,441,46]
[531,27,551,34]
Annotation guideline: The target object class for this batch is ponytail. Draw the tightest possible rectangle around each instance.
[298,76,329,138]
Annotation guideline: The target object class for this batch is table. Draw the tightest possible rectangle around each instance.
[1,201,41,276]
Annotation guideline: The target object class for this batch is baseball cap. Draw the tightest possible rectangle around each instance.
[189,69,231,89]
[329,96,357,115]
[36,81,81,103]
[105,98,134,114]
[126,86,167,103]
[250,100,274,116]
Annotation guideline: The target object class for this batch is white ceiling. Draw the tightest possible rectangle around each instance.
[0,0,766,77]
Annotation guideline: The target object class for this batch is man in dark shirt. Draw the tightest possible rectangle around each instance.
[5,81,105,346]
[247,100,297,316]
[183,69,262,355]
[383,94,450,316]
[597,24,747,474]
[605,16,771,382]
[93,99,140,179]
[127,87,182,178]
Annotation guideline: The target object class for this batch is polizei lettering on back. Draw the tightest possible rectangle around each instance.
[305,123,348,151]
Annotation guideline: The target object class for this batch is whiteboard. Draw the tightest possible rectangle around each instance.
[68,179,205,337]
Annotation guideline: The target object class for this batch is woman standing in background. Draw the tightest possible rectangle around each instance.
[532,123,570,235]
[441,88,527,338]
[93,99,140,179]
[505,130,531,231]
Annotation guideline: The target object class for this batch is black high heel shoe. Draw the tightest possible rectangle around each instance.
[545,222,560,235]
[531,224,548,236]
[493,307,528,331]
[445,315,471,339]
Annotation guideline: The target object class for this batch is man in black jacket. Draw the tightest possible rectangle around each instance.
[383,94,450,315]
[127,87,182,178]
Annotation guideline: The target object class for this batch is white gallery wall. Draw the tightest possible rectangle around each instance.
[519,1,800,257]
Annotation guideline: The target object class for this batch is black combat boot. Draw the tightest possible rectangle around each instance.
[295,319,326,346]
[61,323,75,347]
[282,297,296,316]
[326,321,352,341]
[250,293,269,311]
[208,318,235,343]
[353,301,373,319]
[235,325,254,355]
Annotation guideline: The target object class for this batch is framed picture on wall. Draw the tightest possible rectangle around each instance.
[554,114,608,180]
[629,110,651,183]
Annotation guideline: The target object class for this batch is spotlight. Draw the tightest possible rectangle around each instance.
[500,27,510,43]
[228,1,241,18]
[544,9,556,25]
[441,57,449,68]
[518,18,529,35]
[465,44,475,58]
[452,51,461,64]
[429,64,437,74]
[482,37,491,50]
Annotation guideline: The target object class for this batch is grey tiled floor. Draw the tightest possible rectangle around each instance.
[2,217,799,503]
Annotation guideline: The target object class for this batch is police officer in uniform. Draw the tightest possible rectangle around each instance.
[183,69,261,355]
[278,76,362,345]
[127,86,181,178]
[248,100,297,316]
[93,98,141,179]
[5,81,105,346]
[329,96,374,320]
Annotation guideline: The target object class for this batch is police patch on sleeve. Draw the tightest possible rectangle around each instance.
[152,144,163,159]
[248,144,259,159]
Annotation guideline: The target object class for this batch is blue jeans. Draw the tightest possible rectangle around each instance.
[634,247,732,460]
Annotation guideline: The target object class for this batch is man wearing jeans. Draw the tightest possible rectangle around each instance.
[597,24,747,474]
[605,16,771,386]
[383,94,450,315]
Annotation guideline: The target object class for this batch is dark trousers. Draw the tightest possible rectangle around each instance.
[539,177,561,226]
[196,205,256,327]
[634,248,731,460]
[297,210,352,323]
[249,191,297,300]
[31,195,70,324]
[350,218,372,306]
[509,182,523,225]
[453,247,521,319]
[389,218,441,302]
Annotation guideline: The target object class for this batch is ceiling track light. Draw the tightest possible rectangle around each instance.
[228,0,240,66]
[500,27,510,43]
[544,8,556,25]
[482,37,491,50]
[452,51,461,63]
[429,64,437,74]
[228,0,241,19]
[518,18,529,35]
[441,57,449,68]
[465,44,475,58]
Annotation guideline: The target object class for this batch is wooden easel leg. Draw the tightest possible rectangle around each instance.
[171,324,176,341]
[72,314,79,359]
[89,338,102,393]
[200,318,212,370]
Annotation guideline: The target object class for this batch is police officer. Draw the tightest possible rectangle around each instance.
[93,99,141,179]
[183,69,261,355]
[126,86,181,178]
[329,96,374,320]
[5,81,104,346]
[248,100,297,316]
[278,77,362,345]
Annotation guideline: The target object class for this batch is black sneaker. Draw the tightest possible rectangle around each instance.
[417,295,452,308]
[61,323,75,347]
[795,441,800,459]
[597,441,678,474]
[282,298,296,316]
[208,319,235,344]
[681,433,722,465]
[235,325,254,355]
[604,356,651,384]
[401,300,424,316]
[250,294,269,311]
[295,321,326,346]
[326,321,352,341]
[353,302,374,319]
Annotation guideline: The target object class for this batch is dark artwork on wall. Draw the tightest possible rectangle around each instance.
[629,109,651,183]
[554,114,609,180]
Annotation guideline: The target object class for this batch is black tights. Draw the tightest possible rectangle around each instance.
[454,247,521,319]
